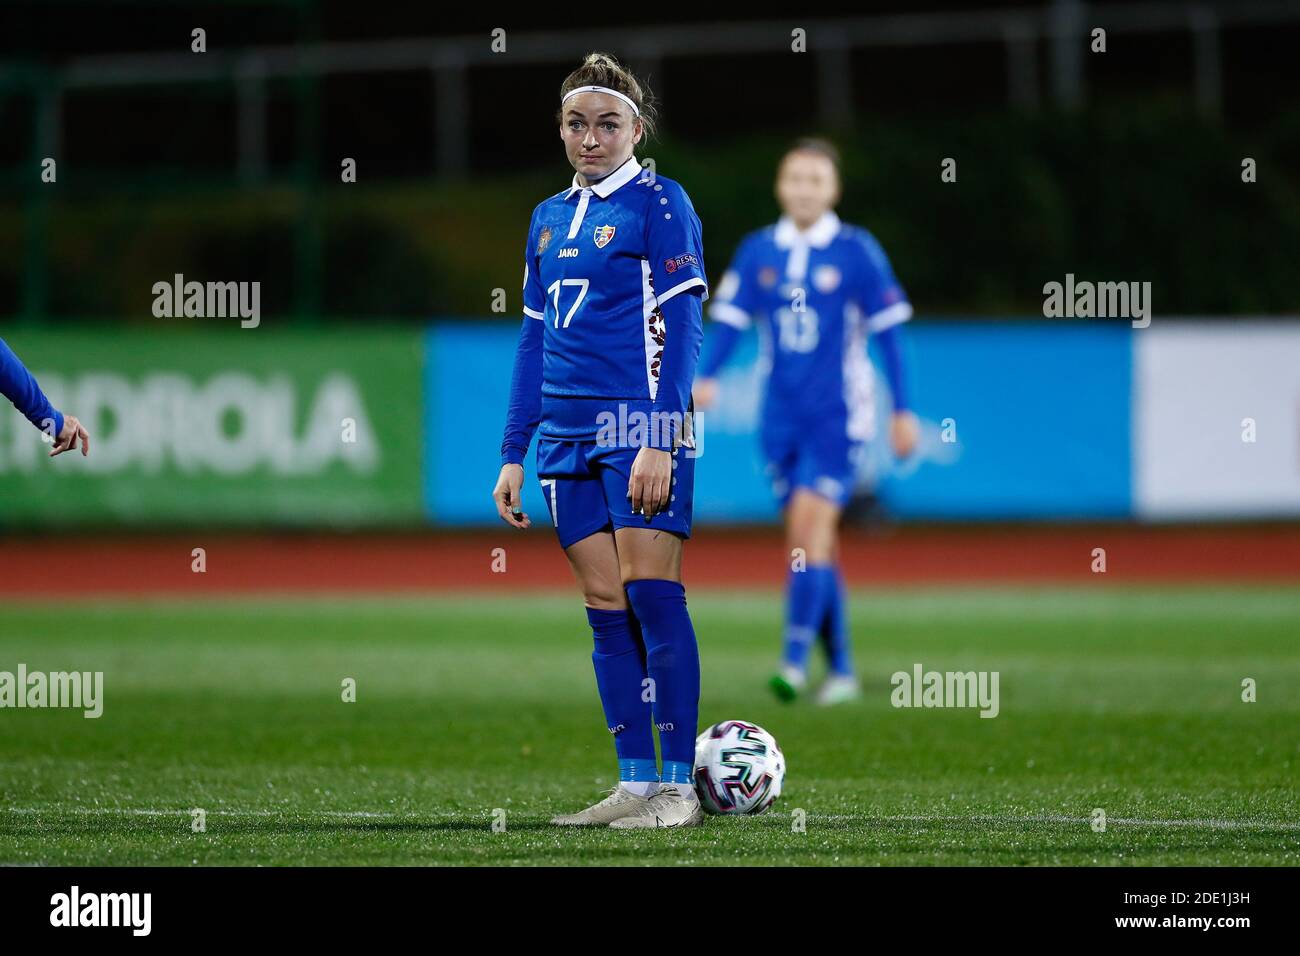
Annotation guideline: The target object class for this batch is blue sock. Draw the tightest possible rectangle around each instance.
[783,566,830,671]
[815,564,853,676]
[587,606,657,783]
[625,579,700,770]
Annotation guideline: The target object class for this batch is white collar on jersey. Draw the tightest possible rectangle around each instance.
[774,211,842,249]
[565,154,643,200]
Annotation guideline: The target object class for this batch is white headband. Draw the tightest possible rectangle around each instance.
[561,85,640,117]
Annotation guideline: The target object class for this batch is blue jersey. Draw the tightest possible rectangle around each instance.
[709,212,910,442]
[522,155,707,441]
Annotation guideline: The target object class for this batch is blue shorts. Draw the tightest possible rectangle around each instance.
[762,421,862,509]
[535,439,696,549]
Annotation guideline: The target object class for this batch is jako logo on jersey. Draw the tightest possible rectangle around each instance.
[557,247,579,259]
[536,226,553,255]
[593,225,616,248]
[608,723,626,735]
[663,252,698,274]
[655,721,675,732]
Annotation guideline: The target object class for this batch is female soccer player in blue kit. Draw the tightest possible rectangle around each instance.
[492,54,707,828]
[693,139,918,706]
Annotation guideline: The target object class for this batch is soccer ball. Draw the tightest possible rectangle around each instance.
[692,720,785,815]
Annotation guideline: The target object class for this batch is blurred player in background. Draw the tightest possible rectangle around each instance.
[0,337,90,457]
[693,139,916,705]
[492,54,708,828]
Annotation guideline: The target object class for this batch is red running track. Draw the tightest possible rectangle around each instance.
[0,525,1296,597]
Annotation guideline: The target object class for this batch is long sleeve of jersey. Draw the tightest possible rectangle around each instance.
[874,322,909,412]
[699,235,757,379]
[500,316,543,466]
[697,321,743,379]
[648,289,704,451]
[0,337,63,437]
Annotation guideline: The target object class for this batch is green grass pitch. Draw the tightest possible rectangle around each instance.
[1,587,1297,866]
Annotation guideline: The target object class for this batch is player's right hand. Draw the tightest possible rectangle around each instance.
[50,414,90,458]
[889,410,920,460]
[492,463,530,529]
[692,377,719,410]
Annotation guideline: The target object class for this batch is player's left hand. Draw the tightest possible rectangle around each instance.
[492,463,530,529]
[889,410,919,459]
[628,446,673,517]
[50,414,90,458]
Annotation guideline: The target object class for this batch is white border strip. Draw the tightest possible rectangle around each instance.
[656,275,707,307]
[866,300,913,333]
[709,301,751,329]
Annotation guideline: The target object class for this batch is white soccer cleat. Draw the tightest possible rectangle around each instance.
[608,785,704,829]
[815,674,862,706]
[550,786,651,826]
